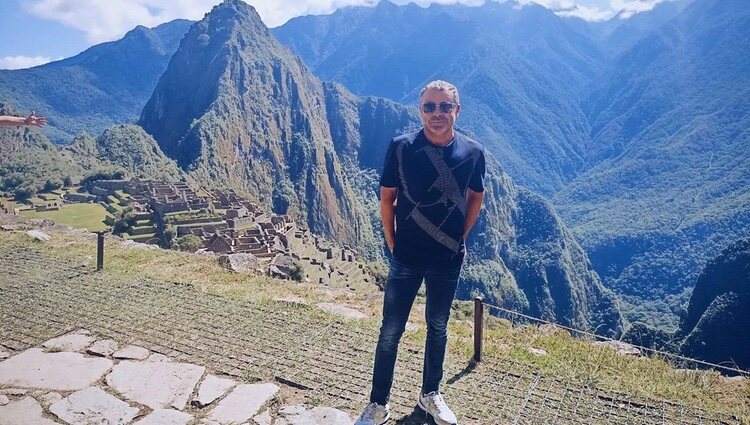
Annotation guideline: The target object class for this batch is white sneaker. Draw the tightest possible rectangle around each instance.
[354,402,391,425]
[418,391,458,425]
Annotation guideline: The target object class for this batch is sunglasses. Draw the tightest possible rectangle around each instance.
[422,102,456,113]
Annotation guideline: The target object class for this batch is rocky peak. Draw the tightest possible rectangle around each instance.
[139,0,373,247]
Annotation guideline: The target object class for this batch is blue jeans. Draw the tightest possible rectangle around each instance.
[369,258,462,405]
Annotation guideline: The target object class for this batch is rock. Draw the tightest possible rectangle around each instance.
[1,224,23,231]
[277,404,353,425]
[204,383,279,424]
[147,353,173,363]
[272,254,298,276]
[269,265,290,280]
[113,345,150,360]
[134,408,193,425]
[0,395,8,406]
[193,374,236,408]
[405,322,420,332]
[0,397,60,425]
[25,230,51,241]
[253,410,273,425]
[537,324,570,337]
[42,332,95,352]
[528,347,547,357]
[86,339,118,357]
[723,375,746,383]
[220,253,260,273]
[38,392,63,408]
[0,348,112,391]
[0,351,9,360]
[317,303,367,319]
[594,340,641,356]
[106,360,204,410]
[49,386,140,425]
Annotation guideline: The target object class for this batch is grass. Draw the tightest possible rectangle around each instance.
[1,226,748,422]
[19,202,109,232]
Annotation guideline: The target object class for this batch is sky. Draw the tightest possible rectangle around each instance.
[0,0,672,70]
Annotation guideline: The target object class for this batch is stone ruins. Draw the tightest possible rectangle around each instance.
[79,178,370,289]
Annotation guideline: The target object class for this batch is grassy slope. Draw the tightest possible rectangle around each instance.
[1,224,747,421]
[18,202,108,232]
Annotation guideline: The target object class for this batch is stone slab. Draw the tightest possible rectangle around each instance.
[204,383,279,424]
[133,408,193,425]
[106,360,204,410]
[42,333,95,353]
[112,345,149,360]
[276,404,354,425]
[253,410,273,425]
[38,392,63,408]
[194,374,236,407]
[0,395,7,406]
[0,397,60,425]
[0,348,112,391]
[50,386,140,425]
[86,339,118,357]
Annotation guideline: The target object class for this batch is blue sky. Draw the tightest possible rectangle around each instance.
[0,0,670,70]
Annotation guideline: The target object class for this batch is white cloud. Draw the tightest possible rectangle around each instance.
[25,0,222,43]
[22,0,674,45]
[610,0,665,19]
[555,4,614,21]
[0,55,59,70]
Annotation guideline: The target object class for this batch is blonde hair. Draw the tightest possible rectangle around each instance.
[419,80,460,104]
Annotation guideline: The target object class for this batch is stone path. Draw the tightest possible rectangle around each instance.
[0,331,353,424]
[0,241,742,424]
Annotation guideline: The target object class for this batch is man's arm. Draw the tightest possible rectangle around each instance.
[463,188,484,240]
[380,186,398,253]
[0,112,47,127]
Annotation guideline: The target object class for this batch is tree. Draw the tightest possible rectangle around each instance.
[175,234,204,252]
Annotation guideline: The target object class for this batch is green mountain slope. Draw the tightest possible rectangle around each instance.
[554,0,750,326]
[0,20,191,144]
[677,238,750,370]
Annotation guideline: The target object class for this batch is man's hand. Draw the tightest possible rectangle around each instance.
[24,111,47,127]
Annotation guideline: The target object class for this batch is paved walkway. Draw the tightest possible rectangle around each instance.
[0,242,741,424]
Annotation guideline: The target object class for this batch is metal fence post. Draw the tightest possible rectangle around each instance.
[473,296,484,363]
[96,231,104,271]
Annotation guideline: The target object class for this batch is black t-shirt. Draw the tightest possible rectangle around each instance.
[380,129,485,267]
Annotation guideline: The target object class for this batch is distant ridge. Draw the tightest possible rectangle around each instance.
[0,19,192,143]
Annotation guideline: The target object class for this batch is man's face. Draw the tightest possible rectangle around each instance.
[419,88,460,141]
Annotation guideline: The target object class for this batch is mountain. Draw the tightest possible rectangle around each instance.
[677,238,750,370]
[275,0,750,330]
[139,0,622,335]
[554,0,750,327]
[139,0,381,250]
[65,125,184,182]
[0,19,192,143]
[274,0,602,196]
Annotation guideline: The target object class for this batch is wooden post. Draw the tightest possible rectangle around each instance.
[96,231,105,271]
[473,296,484,363]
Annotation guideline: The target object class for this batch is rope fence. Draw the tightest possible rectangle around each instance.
[470,296,750,377]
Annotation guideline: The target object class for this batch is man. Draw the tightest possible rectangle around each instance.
[0,111,47,127]
[356,80,485,425]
